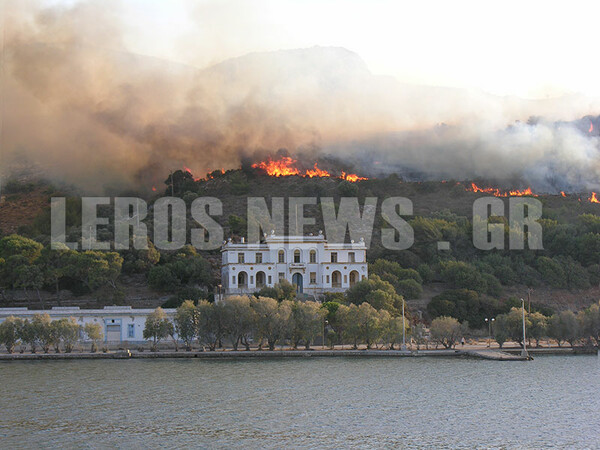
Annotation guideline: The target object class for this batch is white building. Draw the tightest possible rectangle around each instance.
[0,306,176,343]
[220,233,368,298]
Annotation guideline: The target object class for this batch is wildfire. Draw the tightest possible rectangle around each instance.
[252,156,367,182]
[560,191,566,197]
[590,192,600,203]
[340,171,368,182]
[590,122,594,133]
[305,163,331,178]
[468,182,538,197]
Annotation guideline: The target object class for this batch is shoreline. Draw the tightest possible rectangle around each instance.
[0,347,596,361]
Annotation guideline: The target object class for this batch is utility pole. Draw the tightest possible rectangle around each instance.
[527,288,533,314]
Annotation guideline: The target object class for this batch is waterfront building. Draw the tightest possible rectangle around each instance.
[0,306,176,343]
[220,232,368,298]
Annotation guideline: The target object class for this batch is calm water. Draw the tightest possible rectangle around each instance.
[0,356,599,449]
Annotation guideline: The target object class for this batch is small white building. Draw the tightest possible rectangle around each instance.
[221,233,368,298]
[0,306,176,343]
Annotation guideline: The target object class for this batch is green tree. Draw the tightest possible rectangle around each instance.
[84,322,104,352]
[548,311,580,347]
[143,307,172,351]
[174,300,199,351]
[289,300,327,349]
[528,312,548,347]
[0,316,23,353]
[221,295,255,351]
[251,296,291,350]
[0,234,43,263]
[33,313,53,353]
[197,300,226,351]
[430,316,463,349]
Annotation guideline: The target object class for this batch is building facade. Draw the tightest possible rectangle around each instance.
[220,233,368,298]
[0,306,176,343]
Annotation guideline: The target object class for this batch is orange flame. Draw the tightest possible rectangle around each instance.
[305,163,331,178]
[468,182,537,197]
[590,122,594,133]
[151,186,157,192]
[560,191,566,197]
[252,156,367,182]
[590,192,600,203]
[340,171,368,182]
[252,156,300,177]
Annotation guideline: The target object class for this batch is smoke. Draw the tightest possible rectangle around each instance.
[3,1,600,193]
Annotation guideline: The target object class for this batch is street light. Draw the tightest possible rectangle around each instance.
[323,319,328,350]
[401,301,407,351]
[485,317,495,347]
[520,298,529,358]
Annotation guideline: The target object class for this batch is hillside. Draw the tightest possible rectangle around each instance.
[2,167,600,315]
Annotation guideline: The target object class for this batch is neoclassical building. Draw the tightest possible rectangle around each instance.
[220,232,368,298]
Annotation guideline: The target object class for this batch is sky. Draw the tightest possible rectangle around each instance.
[101,0,600,99]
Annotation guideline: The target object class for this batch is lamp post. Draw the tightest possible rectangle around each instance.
[323,319,328,350]
[484,317,495,347]
[401,301,407,351]
[520,298,529,358]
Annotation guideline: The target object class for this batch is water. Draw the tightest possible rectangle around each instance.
[0,356,599,448]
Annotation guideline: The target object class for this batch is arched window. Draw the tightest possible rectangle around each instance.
[278,250,285,263]
[332,271,342,288]
[349,271,359,286]
[309,250,317,263]
[294,249,301,263]
[256,271,266,288]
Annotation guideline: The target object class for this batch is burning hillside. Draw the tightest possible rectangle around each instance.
[251,156,368,182]
[466,182,538,197]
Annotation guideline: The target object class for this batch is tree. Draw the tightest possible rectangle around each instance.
[548,311,580,347]
[380,310,408,350]
[528,312,548,347]
[32,313,53,353]
[84,322,104,352]
[430,316,463,349]
[197,300,225,351]
[174,300,199,351]
[356,303,383,349]
[221,296,254,351]
[0,316,23,353]
[288,301,327,349]
[143,307,172,351]
[19,319,39,353]
[251,296,291,350]
[493,314,510,349]
[54,318,81,353]
[337,304,361,349]
[346,275,403,314]
[0,234,43,263]
[148,265,180,291]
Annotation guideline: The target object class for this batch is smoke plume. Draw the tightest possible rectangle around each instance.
[2,1,600,193]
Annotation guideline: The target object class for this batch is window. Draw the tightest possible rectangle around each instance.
[278,272,285,281]
[238,253,245,263]
[349,252,355,262]
[127,324,135,338]
[309,250,317,263]
[294,249,301,263]
[344,274,348,284]
[268,275,272,284]
[330,252,338,263]
[278,250,285,263]
[255,253,263,263]
[332,271,342,288]
[232,276,236,284]
[326,275,330,284]
[310,272,316,284]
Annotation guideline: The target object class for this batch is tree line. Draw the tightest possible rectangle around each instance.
[0,314,103,353]
[144,296,410,352]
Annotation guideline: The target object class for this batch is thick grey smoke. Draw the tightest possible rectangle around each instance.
[2,1,600,193]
